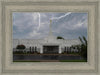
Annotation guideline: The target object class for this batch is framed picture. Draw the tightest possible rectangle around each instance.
[13,12,87,62]
[0,0,99,75]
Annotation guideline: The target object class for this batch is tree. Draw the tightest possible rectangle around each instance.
[16,44,26,49]
[79,36,87,59]
[57,36,64,40]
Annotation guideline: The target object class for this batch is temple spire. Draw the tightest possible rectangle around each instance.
[49,19,52,35]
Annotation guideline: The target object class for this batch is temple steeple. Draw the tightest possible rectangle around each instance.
[44,20,57,41]
[49,20,52,36]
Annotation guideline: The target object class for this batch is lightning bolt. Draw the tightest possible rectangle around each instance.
[36,12,71,31]
[37,12,41,31]
[51,12,72,20]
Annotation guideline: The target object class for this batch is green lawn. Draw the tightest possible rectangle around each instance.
[13,59,87,62]
[60,60,87,62]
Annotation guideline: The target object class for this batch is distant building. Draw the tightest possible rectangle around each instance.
[13,20,81,54]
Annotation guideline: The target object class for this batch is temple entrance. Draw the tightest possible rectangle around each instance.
[43,46,59,54]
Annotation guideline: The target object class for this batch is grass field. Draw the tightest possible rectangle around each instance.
[59,60,87,62]
[13,59,87,62]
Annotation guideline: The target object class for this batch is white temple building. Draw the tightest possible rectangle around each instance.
[13,20,81,54]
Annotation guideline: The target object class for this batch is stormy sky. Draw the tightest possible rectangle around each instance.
[13,12,88,39]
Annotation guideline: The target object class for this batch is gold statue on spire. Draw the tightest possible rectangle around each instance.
[50,19,52,24]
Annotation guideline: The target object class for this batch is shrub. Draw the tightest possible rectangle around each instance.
[16,44,26,49]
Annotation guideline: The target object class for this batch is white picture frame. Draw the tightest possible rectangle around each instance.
[0,0,99,75]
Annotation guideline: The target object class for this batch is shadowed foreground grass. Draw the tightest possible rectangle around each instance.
[13,60,40,62]
[13,59,87,62]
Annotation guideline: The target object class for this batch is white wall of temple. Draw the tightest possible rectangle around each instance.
[59,45,61,53]
[13,39,81,54]
[40,45,43,53]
